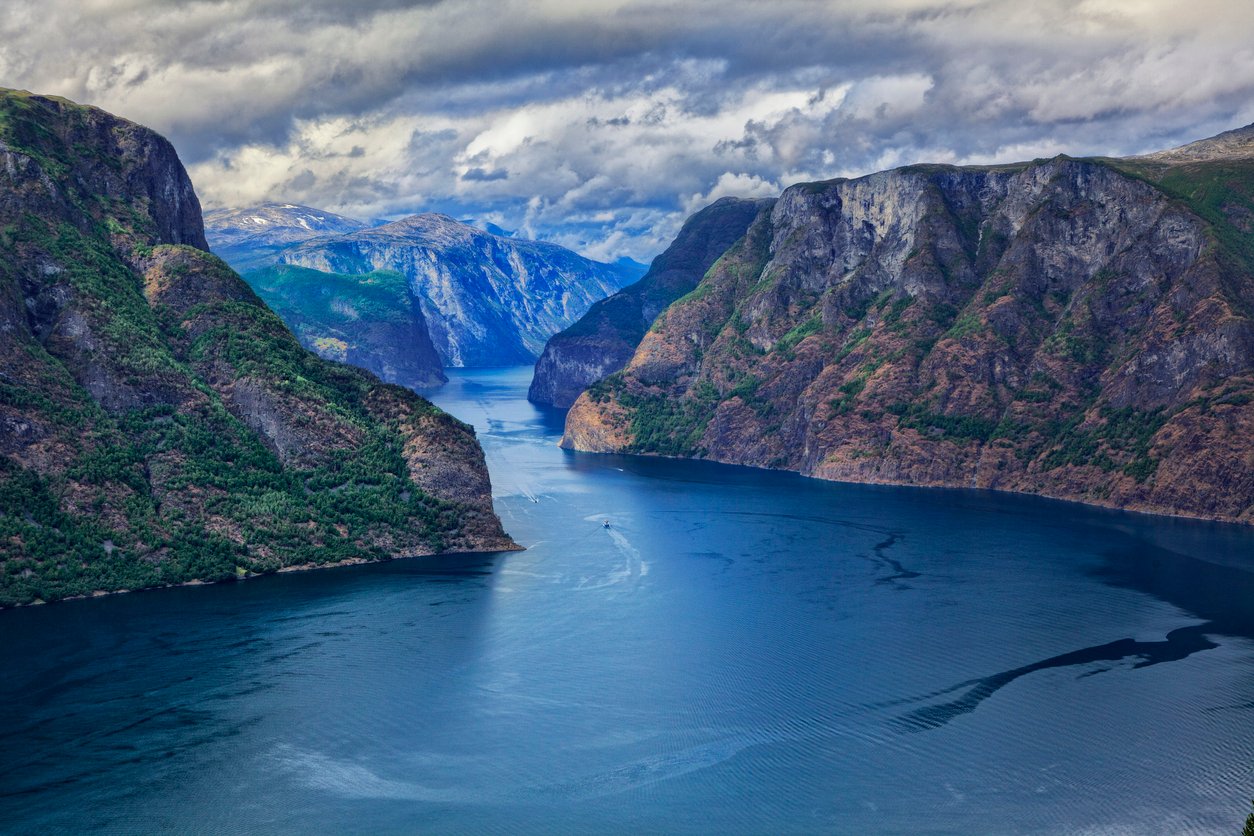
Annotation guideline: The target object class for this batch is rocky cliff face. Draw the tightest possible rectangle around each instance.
[277,214,636,366]
[563,126,1254,524]
[529,197,774,407]
[244,264,446,388]
[203,202,370,273]
[0,90,515,606]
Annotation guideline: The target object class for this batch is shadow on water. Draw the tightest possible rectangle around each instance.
[887,535,1254,733]
[530,403,570,437]
[891,625,1220,732]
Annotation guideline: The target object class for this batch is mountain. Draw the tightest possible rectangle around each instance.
[0,89,515,607]
[1136,122,1254,165]
[207,203,447,387]
[609,256,650,282]
[208,210,643,385]
[244,264,446,388]
[562,126,1254,524]
[203,202,370,272]
[529,197,775,407]
[275,214,639,366]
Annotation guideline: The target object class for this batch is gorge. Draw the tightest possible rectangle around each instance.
[0,88,1251,835]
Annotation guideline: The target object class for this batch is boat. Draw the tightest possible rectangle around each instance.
[603,520,611,528]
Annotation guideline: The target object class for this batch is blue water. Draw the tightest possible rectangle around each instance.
[2,367,1253,834]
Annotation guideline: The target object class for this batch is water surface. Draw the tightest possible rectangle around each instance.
[2,367,1252,834]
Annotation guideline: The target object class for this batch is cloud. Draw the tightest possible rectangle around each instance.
[461,167,509,181]
[683,172,782,216]
[3,0,1254,261]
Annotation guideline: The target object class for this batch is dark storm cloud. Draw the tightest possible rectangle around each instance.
[3,0,1253,260]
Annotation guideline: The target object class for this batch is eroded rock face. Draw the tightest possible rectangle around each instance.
[564,131,1254,525]
[529,197,774,408]
[0,94,206,251]
[277,214,638,367]
[0,90,515,606]
[363,385,510,552]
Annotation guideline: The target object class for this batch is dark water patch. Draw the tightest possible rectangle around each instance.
[868,532,920,587]
[1096,539,1254,638]
[6,670,116,707]
[199,681,274,702]
[894,624,1219,732]
[720,509,893,535]
[266,609,354,624]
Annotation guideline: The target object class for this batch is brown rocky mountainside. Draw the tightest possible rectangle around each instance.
[563,126,1254,524]
[529,197,774,408]
[0,90,515,606]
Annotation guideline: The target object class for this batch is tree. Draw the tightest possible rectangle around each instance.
[1243,799,1254,836]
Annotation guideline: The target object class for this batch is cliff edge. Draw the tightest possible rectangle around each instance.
[563,127,1254,524]
[0,90,516,606]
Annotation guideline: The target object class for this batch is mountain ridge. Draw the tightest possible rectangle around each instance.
[204,202,370,272]
[1136,121,1254,164]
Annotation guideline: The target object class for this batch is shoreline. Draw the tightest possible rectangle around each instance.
[561,443,1253,528]
[3,539,524,610]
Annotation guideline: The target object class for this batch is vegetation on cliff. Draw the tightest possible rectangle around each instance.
[563,126,1254,524]
[0,90,512,606]
[244,264,446,388]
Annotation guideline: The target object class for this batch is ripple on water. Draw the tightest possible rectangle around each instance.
[1,367,1252,835]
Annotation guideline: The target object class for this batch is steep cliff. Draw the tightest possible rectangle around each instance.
[529,197,774,407]
[0,90,515,606]
[244,264,446,388]
[563,126,1254,524]
[277,214,637,366]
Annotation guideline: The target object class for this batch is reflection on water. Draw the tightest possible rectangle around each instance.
[1,366,1252,835]
[1098,538,1254,637]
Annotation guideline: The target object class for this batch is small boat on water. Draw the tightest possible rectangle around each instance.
[603,520,611,528]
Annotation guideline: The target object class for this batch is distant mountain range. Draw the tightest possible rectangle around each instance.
[202,203,370,272]
[559,124,1254,525]
[530,197,774,407]
[205,204,646,380]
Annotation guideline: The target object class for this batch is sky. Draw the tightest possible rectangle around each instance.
[3,0,1254,262]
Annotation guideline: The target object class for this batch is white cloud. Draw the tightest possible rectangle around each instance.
[4,0,1254,261]
[684,172,781,216]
